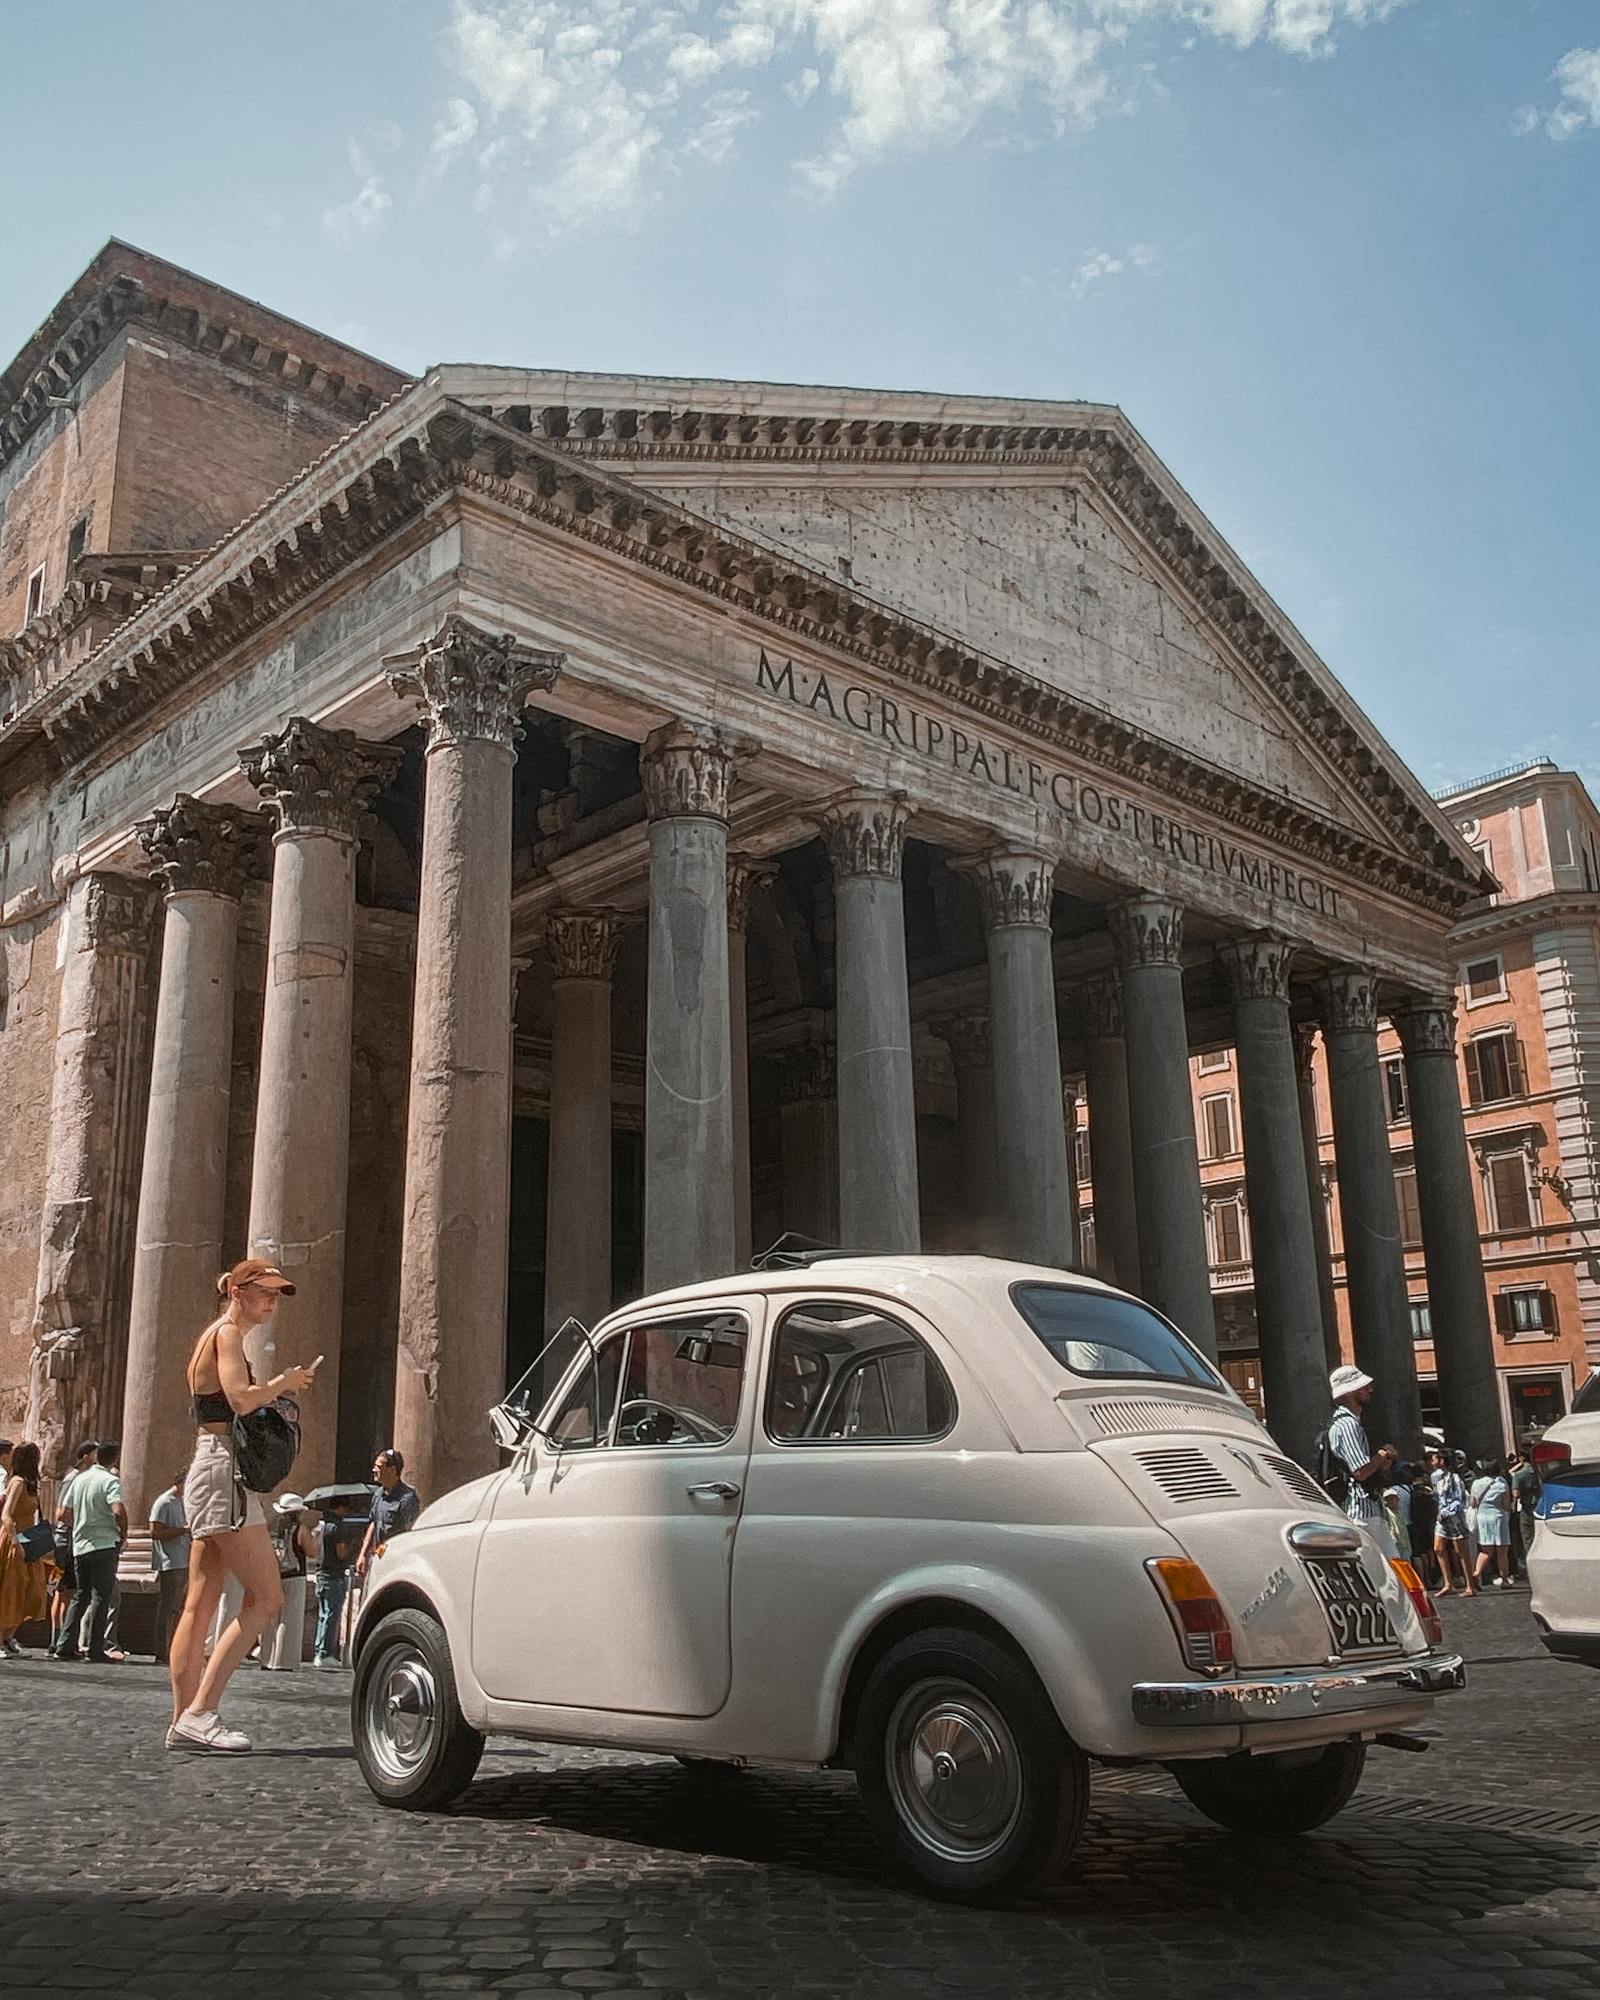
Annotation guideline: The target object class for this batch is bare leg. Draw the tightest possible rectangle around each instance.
[170,1537,227,1723]
[1432,1536,1453,1592]
[188,1524,282,1718]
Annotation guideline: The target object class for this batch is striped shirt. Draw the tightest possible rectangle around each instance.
[1328,1406,1385,1525]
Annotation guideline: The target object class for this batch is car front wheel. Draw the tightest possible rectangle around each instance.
[1171,1739,1367,1836]
[854,1626,1087,1904]
[353,1607,485,1811]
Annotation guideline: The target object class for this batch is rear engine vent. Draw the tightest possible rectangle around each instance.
[1090,1398,1240,1437]
[1133,1446,1240,1504]
[1262,1452,1332,1509]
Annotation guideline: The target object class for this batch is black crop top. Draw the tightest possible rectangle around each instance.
[191,1328,254,1425]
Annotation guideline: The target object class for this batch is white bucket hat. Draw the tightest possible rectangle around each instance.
[1329,1364,1374,1398]
[272,1491,307,1516]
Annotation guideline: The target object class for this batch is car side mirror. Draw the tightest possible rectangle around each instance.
[489,1405,526,1453]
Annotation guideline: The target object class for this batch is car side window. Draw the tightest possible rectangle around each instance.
[765,1300,956,1444]
[613,1312,748,1448]
[547,1334,625,1449]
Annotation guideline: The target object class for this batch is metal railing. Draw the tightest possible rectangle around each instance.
[1431,757,1556,801]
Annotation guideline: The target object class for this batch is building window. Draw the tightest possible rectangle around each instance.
[1078,1210,1096,1271]
[1494,1287,1558,1337]
[1074,1126,1092,1188]
[1200,1092,1236,1160]
[1196,1049,1230,1074]
[1383,1057,1409,1124]
[1209,1195,1247,1266]
[1461,954,1506,1005]
[1486,1152,1534,1233]
[23,565,45,628]
[1409,1298,1432,1343]
[66,515,90,569]
[1473,842,1498,905]
[1464,1031,1526,1106]
[1395,1167,1423,1248]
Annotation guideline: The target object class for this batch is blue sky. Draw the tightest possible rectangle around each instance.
[2,1,1595,797]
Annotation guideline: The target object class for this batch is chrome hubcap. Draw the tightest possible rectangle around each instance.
[362,1643,438,1781]
[886,1678,1024,1863]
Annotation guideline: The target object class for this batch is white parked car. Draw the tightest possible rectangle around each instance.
[351,1255,1463,1901]
[1529,1370,1600,1672]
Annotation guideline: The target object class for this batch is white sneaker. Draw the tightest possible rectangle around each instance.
[313,1655,342,1672]
[171,1708,252,1754]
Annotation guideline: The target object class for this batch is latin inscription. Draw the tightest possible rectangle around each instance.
[756,651,1342,922]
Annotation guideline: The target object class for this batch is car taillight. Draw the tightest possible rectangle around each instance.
[1389,1559,1443,1648]
[1532,1440,1572,1473]
[1145,1558,1234,1674]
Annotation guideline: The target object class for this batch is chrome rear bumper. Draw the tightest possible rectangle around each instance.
[1131,1651,1465,1726]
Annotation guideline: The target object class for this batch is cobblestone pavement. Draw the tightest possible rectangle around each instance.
[1,1590,1596,1999]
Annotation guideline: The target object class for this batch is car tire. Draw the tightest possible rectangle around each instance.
[1171,1739,1367,1837]
[854,1625,1087,1904]
[353,1607,484,1811]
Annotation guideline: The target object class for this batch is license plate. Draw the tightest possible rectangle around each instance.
[1301,1557,1399,1656]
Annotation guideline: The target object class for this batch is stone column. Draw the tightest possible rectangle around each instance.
[119,800,264,1519]
[384,620,563,1500]
[642,724,737,1292]
[1318,968,1423,1458]
[823,793,920,1253]
[1108,897,1216,1356]
[727,860,773,1271]
[240,717,403,1487]
[1077,973,1141,1290]
[25,874,155,1474]
[774,1040,839,1243]
[543,910,621,1341]
[1398,998,1502,1458]
[1294,1023,1344,1373]
[1218,937,1329,1471]
[931,1014,999,1247]
[972,851,1073,1268]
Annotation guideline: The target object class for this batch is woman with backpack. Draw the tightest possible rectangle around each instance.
[165,1259,320,1754]
[1428,1447,1476,1596]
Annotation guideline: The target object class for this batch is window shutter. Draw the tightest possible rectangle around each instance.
[1508,1038,1528,1098]
[1538,1287,1559,1333]
[1493,1293,1515,1334]
[1464,1040,1484,1106]
[1395,1169,1423,1247]
[1489,1154,1532,1232]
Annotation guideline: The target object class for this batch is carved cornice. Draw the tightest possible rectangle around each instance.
[545,909,623,983]
[771,1038,835,1106]
[822,791,908,882]
[239,717,402,842]
[930,1012,992,1071]
[77,873,154,956]
[971,851,1056,931]
[1317,967,1380,1036]
[726,857,776,934]
[641,723,735,823]
[1217,934,1296,1007]
[1396,997,1458,1060]
[1108,896,1184,971]
[1074,971,1124,1041]
[385,615,563,751]
[135,795,267,901]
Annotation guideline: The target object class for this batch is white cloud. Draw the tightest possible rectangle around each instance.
[1070,239,1160,297]
[428,0,1413,231]
[1514,46,1600,142]
[323,137,394,241]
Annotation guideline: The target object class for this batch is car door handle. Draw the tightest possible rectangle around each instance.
[686,1481,740,1501]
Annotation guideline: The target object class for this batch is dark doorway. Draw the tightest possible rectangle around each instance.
[507,1117,550,1394]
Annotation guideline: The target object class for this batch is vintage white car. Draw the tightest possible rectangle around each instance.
[1529,1371,1600,1672]
[351,1254,1464,1901]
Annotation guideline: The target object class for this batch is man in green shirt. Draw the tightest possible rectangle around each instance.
[62,1441,127,1664]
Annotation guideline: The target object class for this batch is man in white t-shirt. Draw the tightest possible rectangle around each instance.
[1327,1365,1399,1556]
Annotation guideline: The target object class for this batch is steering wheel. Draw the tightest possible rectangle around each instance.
[616,1398,720,1446]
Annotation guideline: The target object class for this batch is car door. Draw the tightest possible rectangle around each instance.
[470,1299,761,1716]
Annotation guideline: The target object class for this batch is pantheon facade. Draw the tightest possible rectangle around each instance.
[0,246,1502,1517]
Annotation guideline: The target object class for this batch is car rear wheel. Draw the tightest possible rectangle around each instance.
[854,1626,1087,1904]
[1171,1739,1367,1836]
[353,1607,484,1811]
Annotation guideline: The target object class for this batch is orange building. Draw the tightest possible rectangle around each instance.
[1076,757,1600,1446]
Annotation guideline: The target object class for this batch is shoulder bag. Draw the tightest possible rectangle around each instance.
[232,1395,302,1494]
[18,1515,55,1563]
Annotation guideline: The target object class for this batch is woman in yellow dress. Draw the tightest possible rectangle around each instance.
[0,1441,53,1655]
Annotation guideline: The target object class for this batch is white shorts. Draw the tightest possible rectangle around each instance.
[185,1432,265,1538]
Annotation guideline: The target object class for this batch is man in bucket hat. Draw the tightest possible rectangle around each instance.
[1326,1364,1399,1554]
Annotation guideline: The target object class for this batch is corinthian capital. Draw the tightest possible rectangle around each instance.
[1396,996,1457,1060]
[136,796,268,902]
[1317,966,1380,1035]
[239,717,403,842]
[641,723,735,822]
[930,1012,992,1071]
[546,909,623,983]
[1218,933,1296,1007]
[386,616,563,751]
[971,850,1056,931]
[1108,895,1184,971]
[1074,971,1124,1041]
[727,858,777,935]
[821,791,908,882]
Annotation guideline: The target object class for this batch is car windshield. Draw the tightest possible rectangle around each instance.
[1573,1372,1600,1416]
[1011,1284,1225,1390]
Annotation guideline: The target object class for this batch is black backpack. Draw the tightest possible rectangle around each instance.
[1313,1428,1352,1509]
[232,1395,301,1494]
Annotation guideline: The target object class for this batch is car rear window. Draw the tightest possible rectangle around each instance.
[1573,1372,1600,1415]
[1011,1284,1225,1390]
